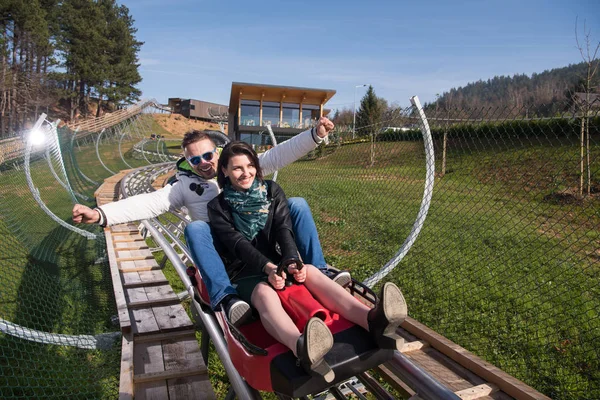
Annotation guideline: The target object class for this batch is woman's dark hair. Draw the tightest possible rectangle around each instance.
[217,141,263,188]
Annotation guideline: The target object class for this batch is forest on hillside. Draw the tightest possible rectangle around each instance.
[0,0,143,138]
[431,62,599,117]
[332,62,600,131]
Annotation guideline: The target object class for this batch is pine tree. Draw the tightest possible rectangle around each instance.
[356,85,384,137]
[355,86,386,166]
[104,3,142,108]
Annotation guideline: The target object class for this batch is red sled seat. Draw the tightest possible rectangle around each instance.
[189,267,395,398]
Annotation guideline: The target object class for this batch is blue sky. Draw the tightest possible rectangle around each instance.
[121,0,600,111]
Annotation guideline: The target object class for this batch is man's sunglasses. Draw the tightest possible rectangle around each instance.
[187,148,217,166]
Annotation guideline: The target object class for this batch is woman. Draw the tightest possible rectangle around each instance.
[207,141,407,383]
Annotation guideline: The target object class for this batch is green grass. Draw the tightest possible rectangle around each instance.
[275,138,600,399]
[1,130,598,398]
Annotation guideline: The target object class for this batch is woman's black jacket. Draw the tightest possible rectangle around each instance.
[207,180,298,282]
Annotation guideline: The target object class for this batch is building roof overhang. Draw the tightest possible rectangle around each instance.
[229,82,336,113]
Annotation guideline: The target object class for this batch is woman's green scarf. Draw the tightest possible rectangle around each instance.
[223,179,271,241]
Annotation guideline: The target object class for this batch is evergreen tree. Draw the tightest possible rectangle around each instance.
[356,85,384,136]
[103,3,142,108]
[0,0,143,135]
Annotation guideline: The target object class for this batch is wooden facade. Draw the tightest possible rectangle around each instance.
[168,98,228,122]
[228,82,336,141]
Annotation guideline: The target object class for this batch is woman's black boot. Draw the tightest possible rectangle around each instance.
[367,282,407,351]
[296,317,335,383]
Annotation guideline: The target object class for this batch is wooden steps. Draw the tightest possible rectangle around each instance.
[98,173,215,400]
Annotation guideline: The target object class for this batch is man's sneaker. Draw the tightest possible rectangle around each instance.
[221,295,253,328]
[332,270,352,288]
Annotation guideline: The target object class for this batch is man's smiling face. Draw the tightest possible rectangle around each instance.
[184,138,219,179]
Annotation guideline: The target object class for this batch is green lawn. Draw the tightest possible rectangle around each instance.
[1,131,598,399]
[275,138,599,399]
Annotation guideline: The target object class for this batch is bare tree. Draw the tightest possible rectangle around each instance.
[575,17,600,197]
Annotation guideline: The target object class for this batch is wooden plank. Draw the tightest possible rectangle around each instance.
[134,341,168,399]
[144,284,176,301]
[122,270,169,288]
[401,317,551,400]
[105,230,131,332]
[135,330,197,344]
[126,284,178,309]
[116,249,155,262]
[113,233,144,243]
[134,259,160,269]
[127,287,149,303]
[132,308,160,335]
[401,340,429,353]
[119,260,160,273]
[128,297,180,310]
[128,287,161,335]
[116,240,149,250]
[119,265,160,273]
[139,270,169,283]
[425,346,489,390]
[153,305,194,331]
[406,349,473,392]
[118,333,134,400]
[112,223,141,233]
[121,271,142,287]
[134,367,207,384]
[455,383,499,400]
[164,338,216,399]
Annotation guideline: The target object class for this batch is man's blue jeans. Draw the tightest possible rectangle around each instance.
[184,197,326,309]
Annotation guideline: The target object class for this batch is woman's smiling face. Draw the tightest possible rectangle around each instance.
[222,154,256,191]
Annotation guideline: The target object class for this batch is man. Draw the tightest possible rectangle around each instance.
[73,118,346,326]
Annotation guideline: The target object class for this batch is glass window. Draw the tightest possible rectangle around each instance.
[301,104,320,128]
[262,105,280,127]
[282,106,300,128]
[240,103,259,126]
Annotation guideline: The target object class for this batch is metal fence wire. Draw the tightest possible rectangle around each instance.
[0,100,598,399]
[277,102,600,399]
[0,104,168,399]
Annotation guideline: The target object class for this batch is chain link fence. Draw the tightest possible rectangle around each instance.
[0,99,598,399]
[277,100,599,399]
[0,107,168,399]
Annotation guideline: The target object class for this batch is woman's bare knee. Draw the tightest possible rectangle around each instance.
[305,264,329,285]
[251,282,281,312]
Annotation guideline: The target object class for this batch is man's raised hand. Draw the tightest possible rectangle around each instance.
[72,204,100,224]
[316,117,335,138]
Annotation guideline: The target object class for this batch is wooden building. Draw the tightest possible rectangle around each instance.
[227,82,336,144]
[168,98,228,122]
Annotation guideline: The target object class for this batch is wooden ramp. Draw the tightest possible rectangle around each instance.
[96,171,215,400]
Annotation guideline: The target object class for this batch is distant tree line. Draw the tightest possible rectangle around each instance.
[430,62,599,117]
[0,0,143,137]
[331,62,600,135]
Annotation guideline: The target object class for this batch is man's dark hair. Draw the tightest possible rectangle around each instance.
[181,130,216,149]
[217,141,263,188]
